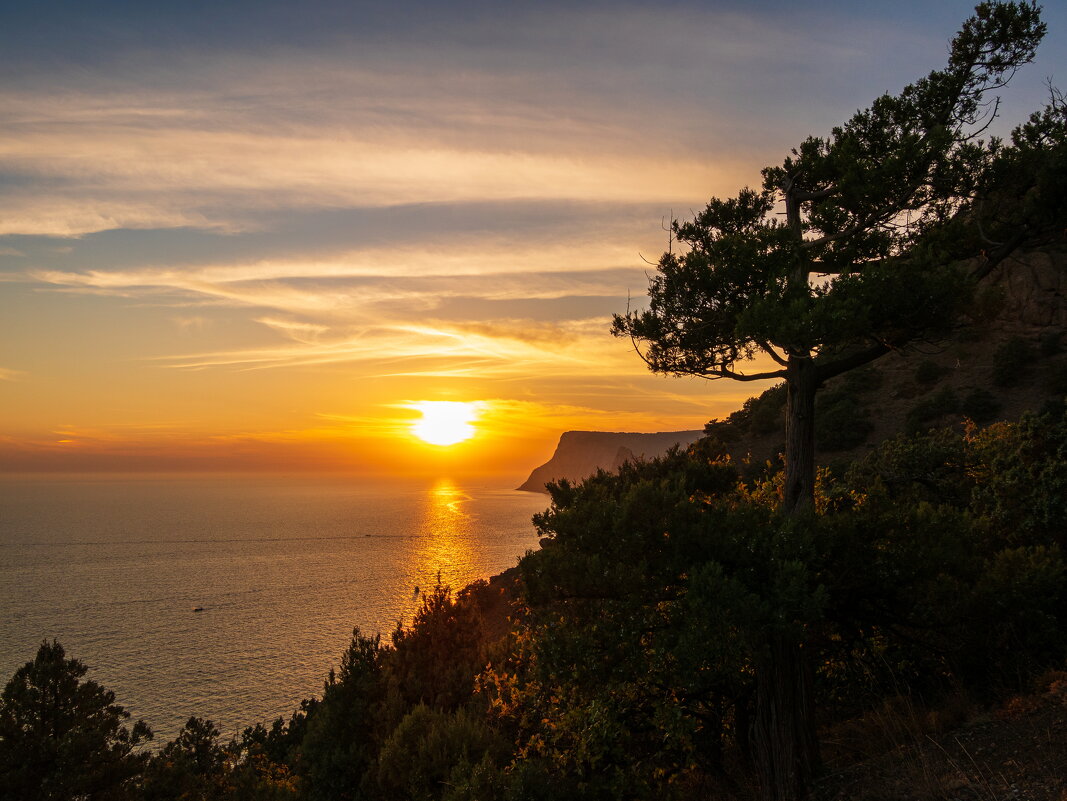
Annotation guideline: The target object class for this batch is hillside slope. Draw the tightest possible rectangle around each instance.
[707,244,1067,467]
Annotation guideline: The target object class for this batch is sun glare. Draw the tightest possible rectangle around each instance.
[410,401,477,446]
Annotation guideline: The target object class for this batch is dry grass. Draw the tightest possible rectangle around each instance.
[815,679,1067,801]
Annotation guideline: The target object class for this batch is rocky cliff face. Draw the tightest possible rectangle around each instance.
[988,246,1067,331]
[517,430,703,493]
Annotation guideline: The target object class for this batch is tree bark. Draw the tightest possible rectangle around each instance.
[751,353,821,801]
[752,636,819,801]
[783,355,818,514]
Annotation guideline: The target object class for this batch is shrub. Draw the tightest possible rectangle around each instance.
[841,365,884,394]
[388,583,490,713]
[992,336,1037,387]
[301,630,385,801]
[960,387,1001,423]
[143,717,230,801]
[704,383,786,440]
[376,706,507,801]
[816,392,874,451]
[1045,362,1067,396]
[905,388,959,434]
[915,359,949,385]
[1039,330,1062,356]
[748,389,787,435]
[969,283,1006,324]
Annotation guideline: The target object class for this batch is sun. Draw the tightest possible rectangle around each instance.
[409,401,477,446]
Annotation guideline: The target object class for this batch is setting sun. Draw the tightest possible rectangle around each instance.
[409,401,477,446]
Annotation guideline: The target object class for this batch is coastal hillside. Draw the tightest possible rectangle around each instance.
[703,244,1067,467]
[516,429,703,492]
[517,244,1066,493]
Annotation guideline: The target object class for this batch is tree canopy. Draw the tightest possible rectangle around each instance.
[0,640,152,801]
[612,2,1053,515]
[609,4,1061,797]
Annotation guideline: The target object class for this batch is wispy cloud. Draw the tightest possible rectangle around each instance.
[17,237,654,365]
[0,367,26,381]
[153,315,632,378]
[0,65,740,238]
[0,2,942,239]
[170,315,211,332]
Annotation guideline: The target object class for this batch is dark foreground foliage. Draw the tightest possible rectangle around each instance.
[0,641,152,801]
[3,409,1066,800]
[487,410,1067,800]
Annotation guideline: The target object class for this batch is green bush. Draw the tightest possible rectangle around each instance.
[959,387,1001,423]
[142,717,230,801]
[992,336,1037,387]
[905,387,958,434]
[816,391,874,451]
[704,382,786,440]
[915,359,949,385]
[841,365,884,395]
[301,630,385,801]
[387,582,496,715]
[969,283,1006,324]
[376,705,507,801]
[1045,362,1067,396]
[1039,330,1062,356]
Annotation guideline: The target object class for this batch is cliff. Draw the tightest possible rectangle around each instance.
[517,430,703,493]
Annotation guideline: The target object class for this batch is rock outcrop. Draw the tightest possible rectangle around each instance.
[988,245,1067,331]
[517,430,703,493]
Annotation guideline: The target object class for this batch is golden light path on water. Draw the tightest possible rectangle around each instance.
[406,480,478,601]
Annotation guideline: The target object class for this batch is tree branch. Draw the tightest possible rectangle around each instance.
[792,186,837,203]
[710,366,788,382]
[969,230,1026,281]
[757,341,790,367]
[815,343,892,384]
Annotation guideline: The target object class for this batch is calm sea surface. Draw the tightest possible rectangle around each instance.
[0,473,547,741]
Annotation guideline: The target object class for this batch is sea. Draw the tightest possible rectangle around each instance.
[0,473,548,742]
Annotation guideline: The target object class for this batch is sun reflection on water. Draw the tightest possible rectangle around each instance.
[415,480,476,577]
[393,480,479,624]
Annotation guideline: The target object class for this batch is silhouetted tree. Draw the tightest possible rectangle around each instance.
[300,629,385,801]
[141,716,231,800]
[611,5,1051,798]
[613,1,1046,515]
[0,640,152,801]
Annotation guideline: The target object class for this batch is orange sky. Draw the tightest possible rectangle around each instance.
[1,1,1063,484]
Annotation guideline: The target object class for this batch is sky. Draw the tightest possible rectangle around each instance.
[1,0,1065,483]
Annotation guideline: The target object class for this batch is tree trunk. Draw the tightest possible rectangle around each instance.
[749,353,821,801]
[752,635,819,801]
[783,355,818,514]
